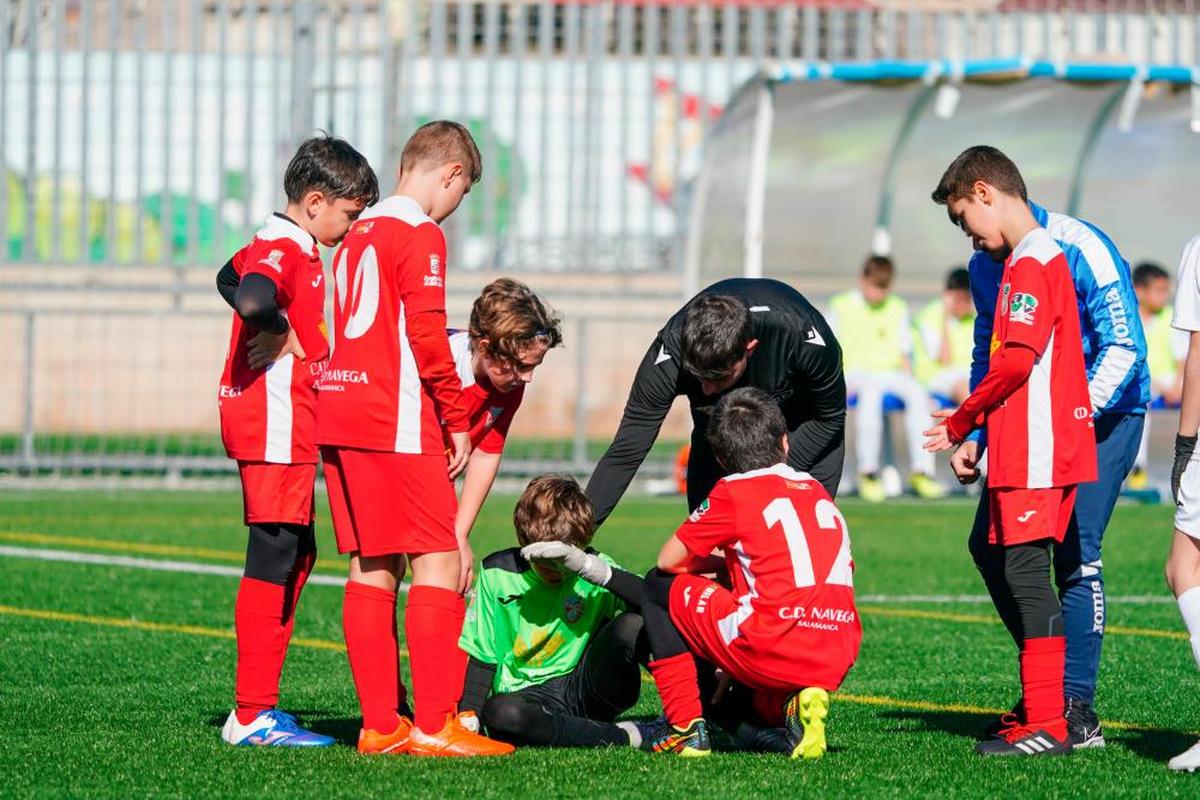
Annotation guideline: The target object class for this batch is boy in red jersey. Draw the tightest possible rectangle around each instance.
[215,135,378,747]
[926,147,1098,756]
[316,121,512,757]
[639,387,862,759]
[447,278,563,594]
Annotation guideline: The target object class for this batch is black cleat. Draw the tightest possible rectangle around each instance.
[982,699,1024,740]
[975,726,1072,757]
[1065,698,1105,749]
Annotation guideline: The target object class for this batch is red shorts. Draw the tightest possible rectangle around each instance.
[667,574,859,697]
[237,461,316,526]
[320,446,457,557]
[988,485,1077,546]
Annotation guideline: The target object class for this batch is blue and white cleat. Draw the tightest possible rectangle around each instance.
[221,709,335,747]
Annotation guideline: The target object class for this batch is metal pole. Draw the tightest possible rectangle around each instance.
[107,0,118,263]
[573,317,588,473]
[135,2,146,262]
[743,80,773,279]
[617,2,632,269]
[162,0,174,268]
[21,311,36,467]
[189,0,201,265]
[509,1,527,267]
[563,2,579,271]
[215,0,229,262]
[0,0,7,257]
[483,0,499,267]
[291,1,317,148]
[24,0,38,261]
[537,0,551,268]
[244,0,258,239]
[51,0,63,262]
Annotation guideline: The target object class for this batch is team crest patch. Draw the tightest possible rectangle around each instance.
[429,254,440,275]
[257,249,284,273]
[1009,292,1039,325]
[564,595,584,623]
[688,498,710,523]
[355,220,375,235]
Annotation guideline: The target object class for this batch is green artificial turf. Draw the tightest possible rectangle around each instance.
[1,489,1196,798]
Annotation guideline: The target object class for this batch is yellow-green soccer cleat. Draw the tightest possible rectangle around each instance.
[910,472,947,500]
[647,718,712,757]
[858,475,886,503]
[785,687,829,760]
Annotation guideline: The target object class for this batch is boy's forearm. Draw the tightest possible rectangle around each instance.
[455,451,502,541]
[947,344,1036,441]
[602,567,645,607]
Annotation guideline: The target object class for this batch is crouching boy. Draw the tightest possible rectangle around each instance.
[458,475,653,748]
[641,387,862,759]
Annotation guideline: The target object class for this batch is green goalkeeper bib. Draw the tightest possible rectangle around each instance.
[459,547,625,694]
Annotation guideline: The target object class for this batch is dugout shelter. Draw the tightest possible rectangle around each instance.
[684,59,1200,295]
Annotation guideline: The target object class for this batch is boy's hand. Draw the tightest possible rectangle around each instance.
[923,408,956,453]
[520,541,612,586]
[447,431,471,479]
[456,537,475,595]
[950,440,982,485]
[247,327,305,370]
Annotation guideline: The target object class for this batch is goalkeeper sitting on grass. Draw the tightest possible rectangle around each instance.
[457,475,654,748]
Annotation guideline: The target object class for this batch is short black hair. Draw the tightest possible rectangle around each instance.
[283,134,379,206]
[708,387,786,474]
[931,145,1028,206]
[1133,261,1169,287]
[680,294,753,380]
[945,267,970,292]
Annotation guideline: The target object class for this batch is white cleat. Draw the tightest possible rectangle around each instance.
[1168,739,1200,772]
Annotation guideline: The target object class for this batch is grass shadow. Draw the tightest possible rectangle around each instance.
[1118,728,1197,763]
[878,708,993,741]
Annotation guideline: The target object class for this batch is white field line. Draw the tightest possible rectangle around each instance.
[0,545,1175,604]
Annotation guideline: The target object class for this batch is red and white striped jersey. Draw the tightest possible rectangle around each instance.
[316,195,468,454]
[218,214,329,464]
[987,227,1097,489]
[673,464,861,689]
[448,330,525,455]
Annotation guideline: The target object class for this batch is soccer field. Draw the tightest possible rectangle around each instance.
[1,489,1196,798]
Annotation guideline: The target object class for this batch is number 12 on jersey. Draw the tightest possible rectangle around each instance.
[763,497,854,589]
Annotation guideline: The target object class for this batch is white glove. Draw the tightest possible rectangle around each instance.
[520,541,612,586]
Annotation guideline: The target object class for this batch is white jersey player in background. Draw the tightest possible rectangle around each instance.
[1165,234,1200,772]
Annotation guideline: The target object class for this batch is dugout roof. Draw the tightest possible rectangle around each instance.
[685,60,1200,296]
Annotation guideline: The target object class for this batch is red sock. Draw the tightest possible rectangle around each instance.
[234,578,290,724]
[1021,636,1067,739]
[648,654,703,729]
[281,549,316,637]
[343,580,401,734]
[406,585,466,734]
[447,595,469,711]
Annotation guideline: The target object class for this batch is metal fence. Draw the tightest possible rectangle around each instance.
[2,0,1197,484]
[2,1,1196,278]
[0,301,695,479]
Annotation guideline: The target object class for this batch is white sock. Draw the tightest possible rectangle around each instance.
[616,721,641,748]
[1177,586,1200,669]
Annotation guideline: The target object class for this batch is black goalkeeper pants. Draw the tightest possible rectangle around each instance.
[481,612,649,747]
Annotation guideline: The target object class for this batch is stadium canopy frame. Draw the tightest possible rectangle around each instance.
[683,59,1200,296]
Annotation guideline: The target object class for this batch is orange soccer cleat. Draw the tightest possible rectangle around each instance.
[356,716,413,755]
[404,714,516,757]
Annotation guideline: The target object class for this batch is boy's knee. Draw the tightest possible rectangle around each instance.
[609,611,645,647]
[482,694,530,739]
[244,524,302,585]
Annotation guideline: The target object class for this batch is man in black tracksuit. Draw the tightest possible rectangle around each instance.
[586,278,846,526]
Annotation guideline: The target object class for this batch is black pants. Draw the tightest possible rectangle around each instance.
[482,612,648,747]
[686,428,844,511]
[969,532,1064,646]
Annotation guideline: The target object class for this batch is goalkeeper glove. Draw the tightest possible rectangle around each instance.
[520,541,612,587]
[1173,434,1197,505]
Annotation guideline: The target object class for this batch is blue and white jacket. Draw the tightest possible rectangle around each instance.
[968,202,1150,421]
